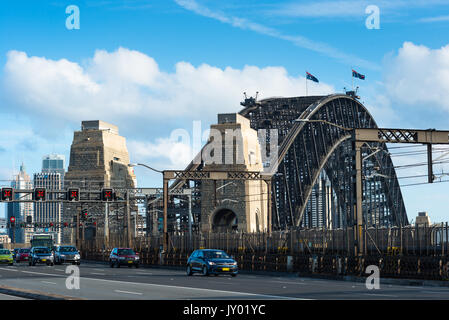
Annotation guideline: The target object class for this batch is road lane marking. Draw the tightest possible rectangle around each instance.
[0,268,19,272]
[55,269,65,272]
[41,281,57,285]
[114,290,143,295]
[91,273,106,275]
[270,281,306,285]
[362,293,398,297]
[421,291,449,294]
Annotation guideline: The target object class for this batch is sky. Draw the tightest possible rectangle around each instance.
[1,0,449,223]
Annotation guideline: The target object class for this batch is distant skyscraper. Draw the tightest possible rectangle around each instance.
[7,163,33,243]
[34,173,63,244]
[42,154,65,176]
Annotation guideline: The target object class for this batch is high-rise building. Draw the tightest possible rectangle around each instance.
[42,154,65,176]
[63,120,137,243]
[7,163,33,243]
[34,173,63,244]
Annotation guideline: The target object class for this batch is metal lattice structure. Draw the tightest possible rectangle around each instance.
[166,93,408,232]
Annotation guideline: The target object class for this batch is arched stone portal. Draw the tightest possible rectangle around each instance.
[212,209,238,232]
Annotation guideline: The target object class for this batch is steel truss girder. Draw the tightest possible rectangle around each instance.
[240,94,408,230]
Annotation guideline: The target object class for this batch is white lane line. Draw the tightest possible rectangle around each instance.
[270,281,306,285]
[114,290,143,295]
[55,269,65,272]
[362,293,398,297]
[421,291,449,295]
[0,268,19,272]
[91,273,106,275]
[93,269,105,271]
[41,281,57,285]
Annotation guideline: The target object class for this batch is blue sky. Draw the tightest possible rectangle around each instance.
[1,0,449,223]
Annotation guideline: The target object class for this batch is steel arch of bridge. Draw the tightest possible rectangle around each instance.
[240,94,408,230]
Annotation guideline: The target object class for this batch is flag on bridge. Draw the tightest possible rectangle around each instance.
[306,71,319,83]
[352,69,365,80]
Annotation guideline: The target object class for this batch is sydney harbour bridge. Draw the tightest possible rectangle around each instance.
[161,92,409,237]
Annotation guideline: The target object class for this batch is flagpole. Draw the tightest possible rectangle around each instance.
[351,67,354,91]
[306,76,308,96]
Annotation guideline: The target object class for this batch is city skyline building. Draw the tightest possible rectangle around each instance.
[42,154,65,176]
[6,163,34,243]
[33,172,63,244]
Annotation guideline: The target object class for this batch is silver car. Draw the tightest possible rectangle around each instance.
[29,247,54,266]
[54,245,81,265]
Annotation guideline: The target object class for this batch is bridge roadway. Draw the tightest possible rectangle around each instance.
[0,262,448,300]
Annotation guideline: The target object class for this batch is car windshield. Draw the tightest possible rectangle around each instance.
[60,247,77,252]
[34,248,50,254]
[0,250,10,255]
[19,249,30,253]
[203,250,230,259]
[117,249,135,255]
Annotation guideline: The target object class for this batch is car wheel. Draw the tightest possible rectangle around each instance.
[116,261,120,268]
[77,262,80,266]
[110,260,114,268]
[186,265,193,276]
[16,260,19,264]
[202,265,209,276]
[135,264,139,268]
[231,274,237,277]
[8,263,13,266]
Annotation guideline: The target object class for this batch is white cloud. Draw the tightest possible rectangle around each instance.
[2,47,335,169]
[384,42,449,112]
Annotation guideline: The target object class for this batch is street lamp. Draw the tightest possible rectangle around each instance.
[128,163,163,173]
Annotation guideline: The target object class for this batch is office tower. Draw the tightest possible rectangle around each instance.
[33,172,63,244]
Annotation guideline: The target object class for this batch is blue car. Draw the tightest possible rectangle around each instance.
[186,249,238,277]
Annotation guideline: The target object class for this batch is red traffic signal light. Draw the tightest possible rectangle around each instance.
[33,188,46,201]
[67,188,80,201]
[93,221,97,226]
[63,222,68,227]
[1,188,14,201]
[10,216,15,224]
[49,222,54,227]
[101,188,115,202]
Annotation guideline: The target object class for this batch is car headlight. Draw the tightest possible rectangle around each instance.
[231,262,237,266]
[60,254,66,257]
[135,256,139,260]
[208,261,215,265]
[75,254,80,259]
[119,257,125,260]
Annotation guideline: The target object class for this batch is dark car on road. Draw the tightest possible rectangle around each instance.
[54,246,81,265]
[186,249,238,277]
[109,248,140,268]
[15,248,31,263]
[29,247,54,266]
